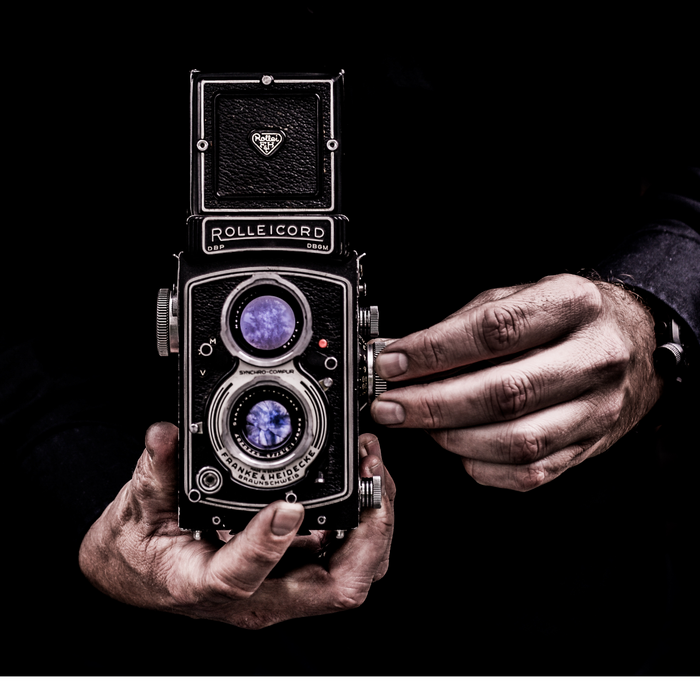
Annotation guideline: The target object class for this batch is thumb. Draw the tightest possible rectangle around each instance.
[130,421,179,517]
[205,501,305,598]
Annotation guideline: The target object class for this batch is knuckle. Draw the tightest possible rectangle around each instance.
[552,274,604,319]
[582,281,604,317]
[414,388,446,429]
[512,465,548,492]
[568,275,604,317]
[330,586,369,612]
[414,328,449,372]
[489,371,536,420]
[597,394,624,432]
[507,424,546,464]
[324,572,372,612]
[481,304,527,353]
[539,274,604,325]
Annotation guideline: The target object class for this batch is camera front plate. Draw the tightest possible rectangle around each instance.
[180,265,355,525]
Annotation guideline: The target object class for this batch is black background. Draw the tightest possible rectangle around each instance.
[4,5,698,677]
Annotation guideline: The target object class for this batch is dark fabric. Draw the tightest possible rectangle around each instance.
[598,166,700,346]
[3,9,699,677]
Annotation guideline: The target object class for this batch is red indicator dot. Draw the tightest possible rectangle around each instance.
[318,339,328,349]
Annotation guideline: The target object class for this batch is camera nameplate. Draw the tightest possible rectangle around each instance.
[202,216,336,255]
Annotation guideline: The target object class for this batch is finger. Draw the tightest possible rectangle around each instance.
[274,435,396,615]
[130,421,179,518]
[374,274,603,381]
[428,395,610,464]
[371,333,626,429]
[265,436,396,619]
[328,436,396,587]
[442,284,530,321]
[203,500,305,599]
[461,439,603,491]
[359,432,392,502]
[205,439,396,626]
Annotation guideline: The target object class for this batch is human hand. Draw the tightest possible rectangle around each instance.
[370,273,663,491]
[78,422,394,629]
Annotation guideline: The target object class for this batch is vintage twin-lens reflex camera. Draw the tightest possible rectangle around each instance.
[157,71,386,538]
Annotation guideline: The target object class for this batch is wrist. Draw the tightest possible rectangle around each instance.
[605,281,694,388]
[580,269,695,386]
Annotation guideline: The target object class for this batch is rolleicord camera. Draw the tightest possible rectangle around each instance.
[157,71,386,538]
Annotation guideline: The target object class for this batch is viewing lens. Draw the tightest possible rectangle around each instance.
[239,295,296,351]
[245,399,293,449]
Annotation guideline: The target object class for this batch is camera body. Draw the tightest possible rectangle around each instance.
[157,71,383,536]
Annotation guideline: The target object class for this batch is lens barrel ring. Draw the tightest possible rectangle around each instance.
[220,273,313,367]
[229,383,306,460]
[208,369,326,484]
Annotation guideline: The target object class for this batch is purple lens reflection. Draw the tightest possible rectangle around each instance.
[245,400,292,449]
[240,295,296,350]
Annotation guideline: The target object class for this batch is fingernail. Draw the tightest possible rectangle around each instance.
[271,505,303,536]
[376,352,408,379]
[373,400,406,425]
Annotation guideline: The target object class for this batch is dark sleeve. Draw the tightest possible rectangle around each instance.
[594,166,700,354]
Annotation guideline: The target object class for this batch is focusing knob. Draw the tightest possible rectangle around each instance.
[359,305,379,339]
[368,340,388,400]
[359,475,382,509]
[157,287,179,356]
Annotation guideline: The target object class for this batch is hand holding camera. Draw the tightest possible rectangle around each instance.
[78,422,394,628]
[371,273,663,490]
[77,71,396,626]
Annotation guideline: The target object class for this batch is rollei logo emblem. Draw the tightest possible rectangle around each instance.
[249,129,286,157]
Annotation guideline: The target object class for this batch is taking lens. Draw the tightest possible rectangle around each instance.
[239,295,296,351]
[229,384,306,460]
[245,399,293,449]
